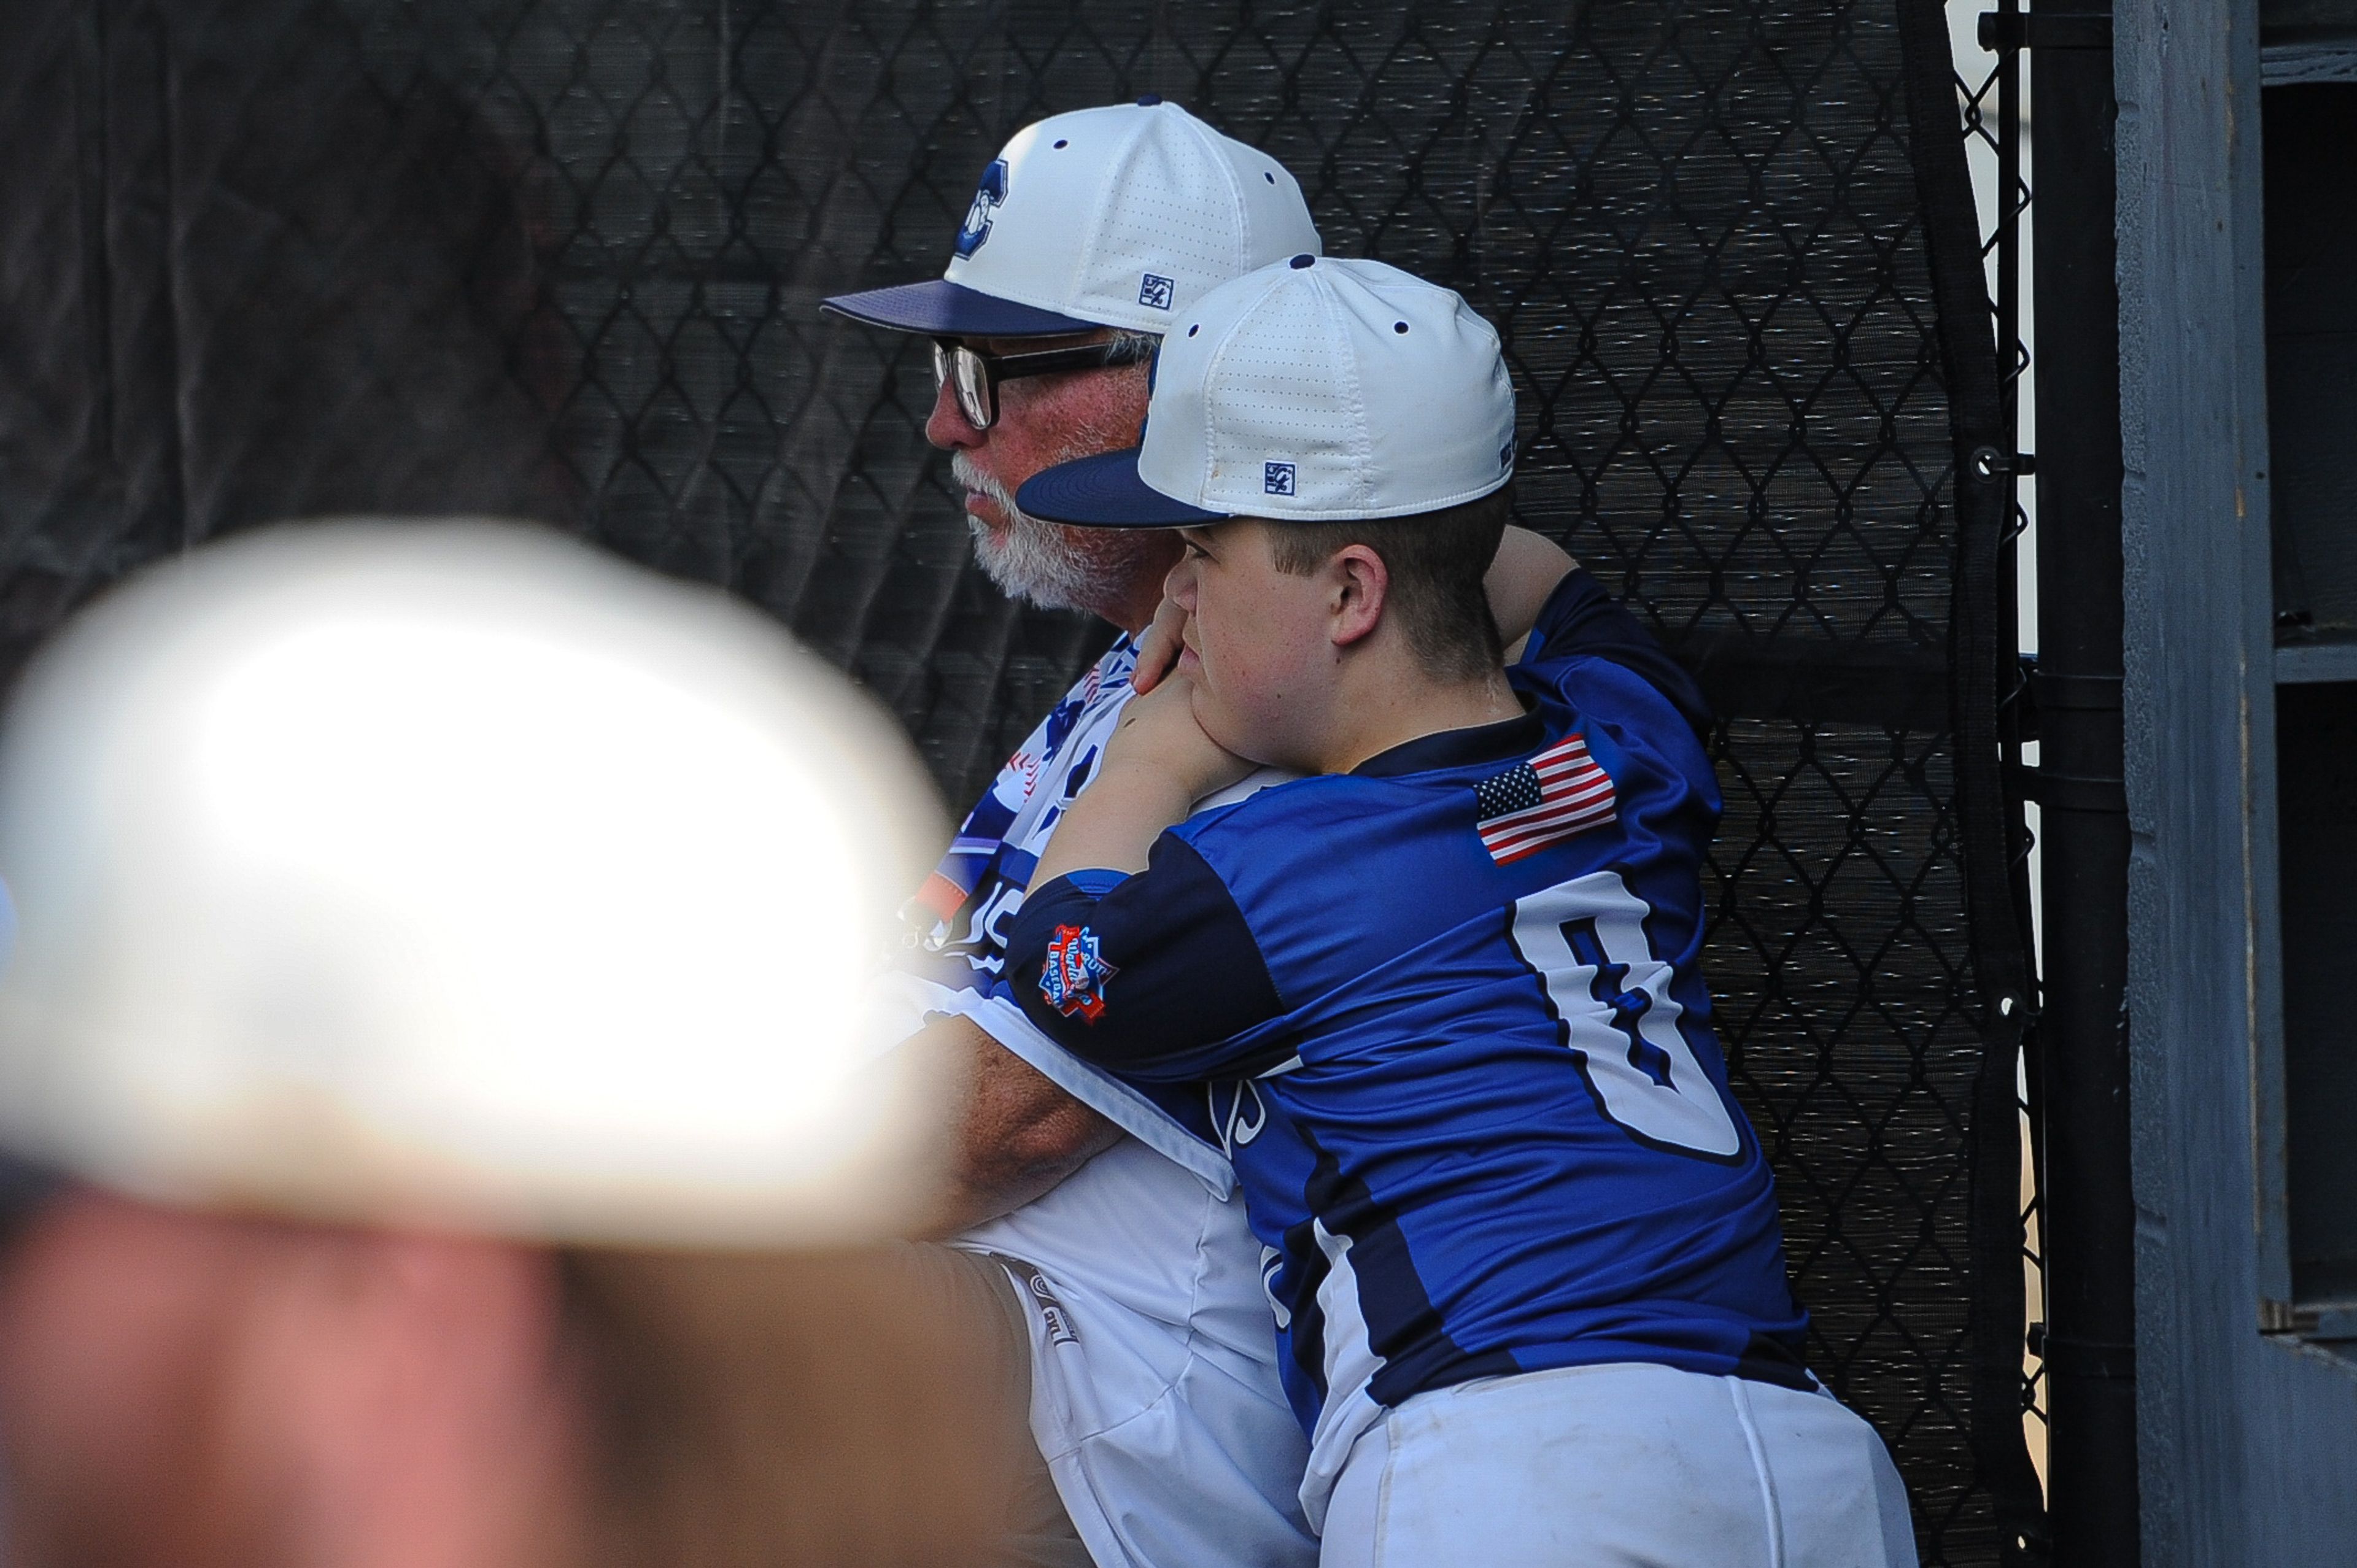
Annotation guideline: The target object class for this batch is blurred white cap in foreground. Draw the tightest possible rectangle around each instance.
[0,520,946,1248]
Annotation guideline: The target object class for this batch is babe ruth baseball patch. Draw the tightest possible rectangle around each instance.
[1040,923,1118,1021]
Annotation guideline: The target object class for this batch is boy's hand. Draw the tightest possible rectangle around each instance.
[1105,675,1255,801]
[1129,593,1188,695]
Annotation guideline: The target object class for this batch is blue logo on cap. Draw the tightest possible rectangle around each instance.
[1138,273,1175,310]
[956,160,1009,260]
[1264,462,1296,496]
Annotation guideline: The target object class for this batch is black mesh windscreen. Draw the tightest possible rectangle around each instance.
[0,2,2040,1561]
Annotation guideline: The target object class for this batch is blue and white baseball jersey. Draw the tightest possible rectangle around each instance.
[1007,570,1809,1520]
[910,636,1140,983]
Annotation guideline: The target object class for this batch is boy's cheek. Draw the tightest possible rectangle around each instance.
[1189,683,1285,769]
[1190,632,1295,750]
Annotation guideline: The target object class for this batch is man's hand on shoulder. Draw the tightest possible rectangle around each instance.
[903,1013,1121,1239]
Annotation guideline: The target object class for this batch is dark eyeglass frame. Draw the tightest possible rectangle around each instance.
[931,336,1157,431]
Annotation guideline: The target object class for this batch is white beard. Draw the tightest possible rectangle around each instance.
[953,452,1125,614]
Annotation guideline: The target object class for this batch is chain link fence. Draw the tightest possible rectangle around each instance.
[0,2,2042,1560]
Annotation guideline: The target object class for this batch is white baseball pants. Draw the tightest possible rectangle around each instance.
[1318,1361,1919,1567]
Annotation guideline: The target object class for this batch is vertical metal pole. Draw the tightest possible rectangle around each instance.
[1997,0,2022,445]
[2027,1,2138,1561]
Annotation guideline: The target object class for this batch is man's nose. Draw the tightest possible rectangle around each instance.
[923,366,984,452]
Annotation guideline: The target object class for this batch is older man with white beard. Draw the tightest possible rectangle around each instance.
[947,389,1171,619]
[827,101,1573,1567]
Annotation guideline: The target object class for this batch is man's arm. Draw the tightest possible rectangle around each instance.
[903,1012,1122,1238]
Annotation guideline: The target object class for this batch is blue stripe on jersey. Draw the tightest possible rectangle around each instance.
[1292,1122,1522,1414]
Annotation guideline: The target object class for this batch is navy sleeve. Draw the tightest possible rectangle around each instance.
[1005,833,1291,1081]
[1518,567,1713,737]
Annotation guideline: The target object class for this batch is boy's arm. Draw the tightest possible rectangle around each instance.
[1518,565,1714,736]
[1008,685,1288,1083]
[1029,677,1253,885]
[1485,525,1577,658]
[1008,840,1291,1082]
[894,679,1252,1234]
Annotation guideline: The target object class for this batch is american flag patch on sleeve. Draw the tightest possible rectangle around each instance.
[1473,733,1617,864]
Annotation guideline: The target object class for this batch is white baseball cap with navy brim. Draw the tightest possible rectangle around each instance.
[822,99,1320,339]
[1016,254,1517,527]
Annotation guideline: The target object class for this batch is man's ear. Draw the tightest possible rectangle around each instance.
[1328,544,1389,649]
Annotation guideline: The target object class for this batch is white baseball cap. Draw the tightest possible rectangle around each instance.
[1016,254,1517,525]
[0,521,949,1248]
[823,99,1321,338]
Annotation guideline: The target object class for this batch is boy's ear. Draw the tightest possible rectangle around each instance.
[1328,544,1388,649]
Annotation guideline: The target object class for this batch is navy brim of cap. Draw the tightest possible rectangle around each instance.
[1016,449,1231,529]
[820,278,1103,338]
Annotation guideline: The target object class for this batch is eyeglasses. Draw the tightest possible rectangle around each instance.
[931,336,1156,431]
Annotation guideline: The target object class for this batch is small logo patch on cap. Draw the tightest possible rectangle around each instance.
[1139,273,1175,310]
[1264,462,1297,496]
[956,159,1009,260]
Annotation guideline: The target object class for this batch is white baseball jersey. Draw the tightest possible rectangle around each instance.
[895,635,1314,1568]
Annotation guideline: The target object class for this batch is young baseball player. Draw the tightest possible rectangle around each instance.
[1002,255,1919,1566]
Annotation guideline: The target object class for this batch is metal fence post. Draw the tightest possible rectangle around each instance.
[2024,0,2138,1559]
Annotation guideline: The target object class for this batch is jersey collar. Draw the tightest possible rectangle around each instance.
[1350,704,1547,778]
